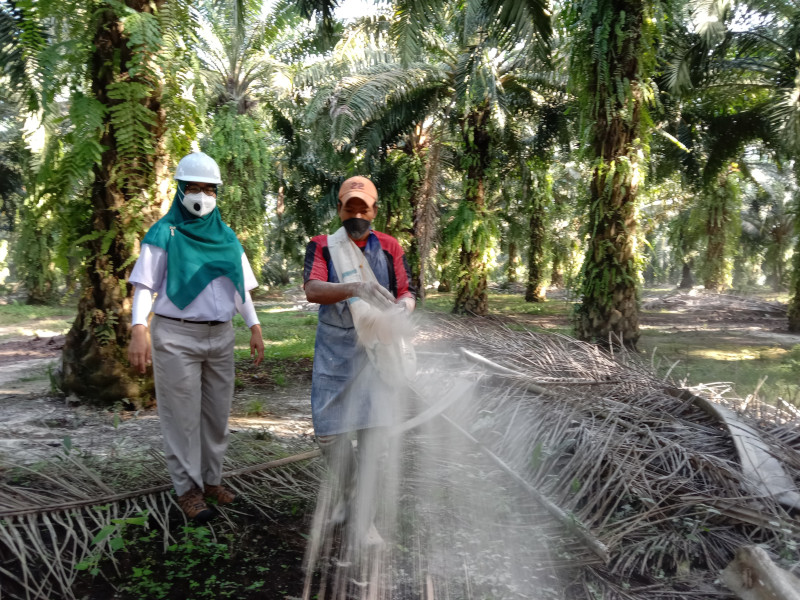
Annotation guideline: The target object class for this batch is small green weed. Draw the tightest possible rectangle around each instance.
[75,510,149,576]
[118,523,279,599]
[245,399,264,416]
[272,366,287,386]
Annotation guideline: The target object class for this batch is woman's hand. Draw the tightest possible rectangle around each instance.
[128,324,151,374]
[250,324,265,366]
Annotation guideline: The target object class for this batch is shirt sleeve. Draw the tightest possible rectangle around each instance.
[131,286,154,326]
[393,244,414,300]
[303,239,329,284]
[129,243,166,291]
[241,252,258,292]
[235,290,259,328]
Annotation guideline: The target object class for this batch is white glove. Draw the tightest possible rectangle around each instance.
[352,281,396,310]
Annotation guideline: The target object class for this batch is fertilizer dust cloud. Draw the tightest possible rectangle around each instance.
[302,314,565,600]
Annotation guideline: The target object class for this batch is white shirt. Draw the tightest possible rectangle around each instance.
[129,243,259,327]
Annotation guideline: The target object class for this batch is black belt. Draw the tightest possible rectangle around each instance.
[156,315,228,326]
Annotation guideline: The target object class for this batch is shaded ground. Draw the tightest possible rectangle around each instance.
[0,328,315,598]
[501,288,797,340]
[0,334,65,366]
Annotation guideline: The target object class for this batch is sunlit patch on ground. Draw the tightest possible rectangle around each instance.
[686,347,789,361]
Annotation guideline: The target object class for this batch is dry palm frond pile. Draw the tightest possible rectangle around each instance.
[641,291,787,318]
[0,433,323,600]
[418,316,800,598]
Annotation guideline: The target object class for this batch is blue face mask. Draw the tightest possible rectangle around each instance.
[343,218,371,239]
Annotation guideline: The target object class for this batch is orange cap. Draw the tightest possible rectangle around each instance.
[338,176,378,207]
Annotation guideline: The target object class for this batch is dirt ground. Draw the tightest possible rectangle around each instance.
[1,289,799,468]
[0,334,314,467]
[507,288,800,343]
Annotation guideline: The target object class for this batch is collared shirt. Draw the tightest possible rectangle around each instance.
[303,230,415,300]
[129,243,258,324]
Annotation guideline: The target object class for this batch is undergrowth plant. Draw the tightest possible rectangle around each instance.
[73,514,279,599]
[122,525,239,600]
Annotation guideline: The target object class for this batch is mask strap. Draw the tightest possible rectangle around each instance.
[176,180,187,203]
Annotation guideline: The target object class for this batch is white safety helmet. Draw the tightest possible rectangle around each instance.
[174,151,223,185]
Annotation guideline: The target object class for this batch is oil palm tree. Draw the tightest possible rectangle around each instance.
[740,160,796,290]
[4,0,197,403]
[666,0,800,326]
[568,0,678,347]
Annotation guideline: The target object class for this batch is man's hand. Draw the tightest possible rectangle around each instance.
[352,281,395,310]
[128,324,151,374]
[250,324,265,366]
[397,296,415,313]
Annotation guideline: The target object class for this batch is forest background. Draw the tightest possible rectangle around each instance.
[1,0,800,406]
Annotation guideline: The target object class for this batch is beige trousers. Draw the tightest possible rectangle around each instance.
[151,315,235,496]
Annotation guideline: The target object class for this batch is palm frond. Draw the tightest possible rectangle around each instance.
[0,438,323,600]
[692,0,733,47]
[390,0,444,67]
[0,0,43,111]
[357,86,443,160]
[326,62,447,146]
[425,317,800,595]
[291,0,340,47]
[771,81,800,152]
[484,0,552,58]
[702,106,776,184]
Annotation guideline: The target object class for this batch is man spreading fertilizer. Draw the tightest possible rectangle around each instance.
[127,151,264,522]
[303,175,416,546]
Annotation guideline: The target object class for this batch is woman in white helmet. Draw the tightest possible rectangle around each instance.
[127,151,264,522]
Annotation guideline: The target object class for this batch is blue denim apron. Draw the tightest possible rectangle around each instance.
[311,232,395,436]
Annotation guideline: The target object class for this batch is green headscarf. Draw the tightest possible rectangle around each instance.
[142,181,246,310]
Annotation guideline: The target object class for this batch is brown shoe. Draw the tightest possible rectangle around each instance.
[204,483,236,505]
[177,487,215,522]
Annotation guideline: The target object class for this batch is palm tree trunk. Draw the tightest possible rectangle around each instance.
[507,241,518,284]
[703,189,727,293]
[406,127,439,304]
[551,253,564,288]
[15,203,57,304]
[574,1,648,347]
[701,169,739,292]
[678,260,694,289]
[525,160,550,302]
[789,199,800,331]
[789,247,800,331]
[59,1,166,405]
[453,106,492,315]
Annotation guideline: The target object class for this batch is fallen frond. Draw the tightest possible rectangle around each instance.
[409,315,800,598]
[0,434,322,600]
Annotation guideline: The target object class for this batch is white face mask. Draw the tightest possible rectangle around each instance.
[182,191,216,217]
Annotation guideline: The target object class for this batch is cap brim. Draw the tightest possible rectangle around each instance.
[340,191,377,206]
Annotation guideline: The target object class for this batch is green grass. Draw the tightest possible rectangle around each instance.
[420,291,574,317]
[0,303,76,327]
[638,336,800,406]
[234,306,317,361]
